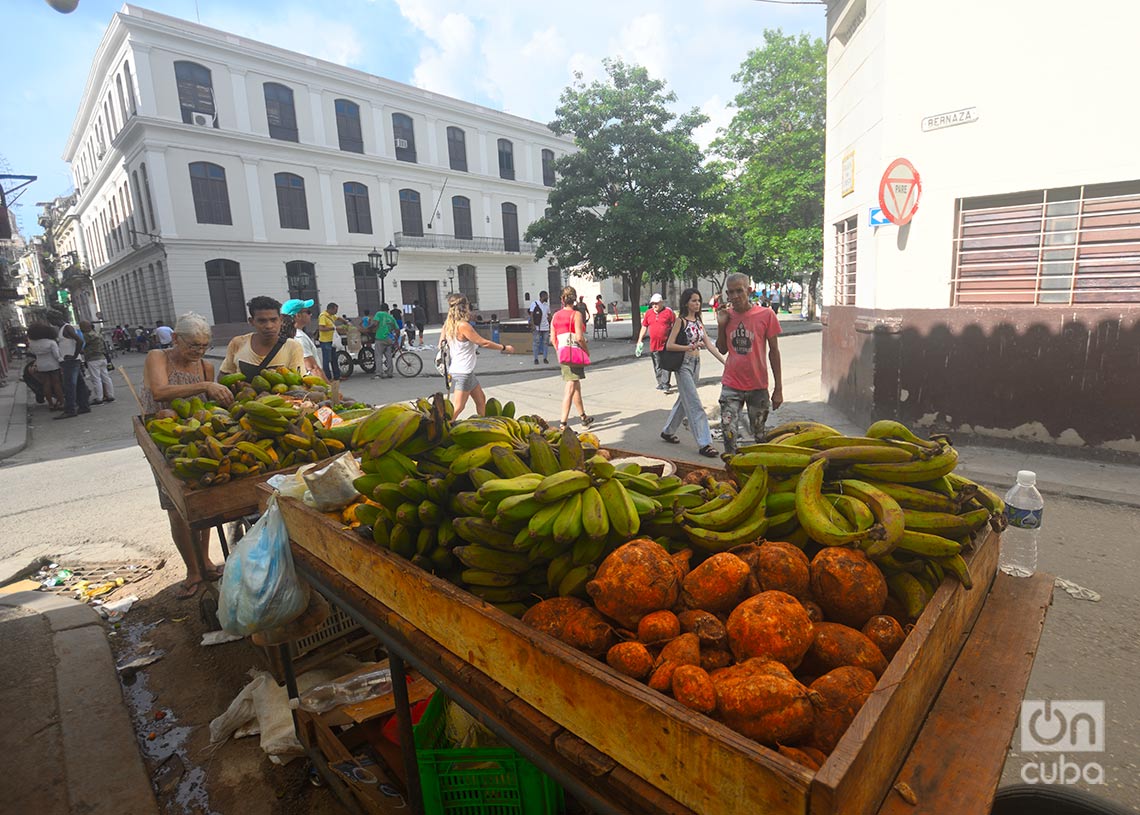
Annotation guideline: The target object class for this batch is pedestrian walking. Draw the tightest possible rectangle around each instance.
[154,320,174,348]
[280,299,325,381]
[635,293,676,391]
[79,320,115,404]
[371,305,400,378]
[552,286,594,429]
[530,291,551,365]
[51,313,91,419]
[26,321,64,410]
[317,303,346,380]
[715,273,783,454]
[441,293,513,417]
[142,313,235,599]
[659,288,726,458]
[412,300,427,347]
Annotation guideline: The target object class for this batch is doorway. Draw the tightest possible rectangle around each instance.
[506,266,521,318]
[401,280,442,325]
[285,260,319,316]
[547,265,562,300]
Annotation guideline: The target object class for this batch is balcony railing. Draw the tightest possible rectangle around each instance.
[394,232,535,254]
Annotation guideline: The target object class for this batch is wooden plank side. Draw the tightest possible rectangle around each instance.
[876,572,1054,815]
[810,529,1001,815]
[133,416,191,521]
[279,497,812,815]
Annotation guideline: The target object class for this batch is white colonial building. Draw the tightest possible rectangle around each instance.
[65,5,578,334]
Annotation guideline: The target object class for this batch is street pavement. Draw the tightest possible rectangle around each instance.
[0,320,1137,807]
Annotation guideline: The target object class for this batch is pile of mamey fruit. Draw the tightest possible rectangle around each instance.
[145,391,370,487]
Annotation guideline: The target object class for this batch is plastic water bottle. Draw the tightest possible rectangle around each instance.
[1001,470,1043,577]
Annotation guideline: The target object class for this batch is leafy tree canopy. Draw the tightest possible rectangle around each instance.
[714,29,825,286]
[526,59,717,326]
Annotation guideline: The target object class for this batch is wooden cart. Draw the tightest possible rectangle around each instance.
[269,487,1053,815]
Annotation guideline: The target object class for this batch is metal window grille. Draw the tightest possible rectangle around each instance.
[951,180,1140,306]
[834,216,857,305]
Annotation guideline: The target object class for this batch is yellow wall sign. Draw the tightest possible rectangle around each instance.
[841,150,855,197]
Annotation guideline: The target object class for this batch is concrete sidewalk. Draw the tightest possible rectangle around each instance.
[0,378,30,460]
[0,589,159,815]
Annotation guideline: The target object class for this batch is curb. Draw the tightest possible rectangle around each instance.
[0,381,29,461]
[955,465,1140,511]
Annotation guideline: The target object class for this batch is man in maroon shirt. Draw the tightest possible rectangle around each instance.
[636,293,676,391]
[715,273,783,452]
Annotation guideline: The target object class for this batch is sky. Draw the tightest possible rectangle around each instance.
[0,0,825,237]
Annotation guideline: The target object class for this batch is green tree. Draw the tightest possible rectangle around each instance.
[715,30,825,311]
[526,60,716,333]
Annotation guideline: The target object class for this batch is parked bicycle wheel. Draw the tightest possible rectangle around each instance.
[395,350,423,377]
[359,346,376,374]
[336,349,354,379]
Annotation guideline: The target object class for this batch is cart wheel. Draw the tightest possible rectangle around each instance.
[359,346,376,374]
[396,350,423,378]
[991,785,1135,815]
[199,592,221,631]
[308,764,325,787]
[336,349,354,379]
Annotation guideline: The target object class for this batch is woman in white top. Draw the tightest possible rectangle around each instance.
[660,287,726,458]
[280,299,325,381]
[26,322,65,410]
[440,293,514,417]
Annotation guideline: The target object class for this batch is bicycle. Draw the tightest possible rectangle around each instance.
[335,335,376,379]
[370,338,424,378]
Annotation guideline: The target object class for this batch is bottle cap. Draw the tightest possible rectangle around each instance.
[1016,470,1036,486]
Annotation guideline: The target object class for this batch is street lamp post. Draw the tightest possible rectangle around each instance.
[368,242,399,306]
[446,266,455,294]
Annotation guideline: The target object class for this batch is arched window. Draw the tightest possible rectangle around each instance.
[275,173,309,230]
[343,182,372,234]
[174,61,216,125]
[457,264,477,304]
[399,189,423,236]
[115,75,128,126]
[497,138,514,180]
[335,99,364,153]
[542,149,556,186]
[205,259,245,324]
[189,162,232,225]
[123,61,137,114]
[264,83,298,141]
[501,202,519,252]
[353,261,380,316]
[140,163,157,230]
[285,260,319,311]
[452,196,473,240]
[392,113,416,162]
[447,126,467,171]
[131,170,147,232]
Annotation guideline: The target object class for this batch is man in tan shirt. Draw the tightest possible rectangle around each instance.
[219,296,305,378]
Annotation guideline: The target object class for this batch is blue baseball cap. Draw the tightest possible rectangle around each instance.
[281,298,314,315]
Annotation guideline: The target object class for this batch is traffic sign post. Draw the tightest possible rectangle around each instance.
[878,158,922,226]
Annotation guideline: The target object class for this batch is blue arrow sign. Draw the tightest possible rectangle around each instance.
[869,207,890,226]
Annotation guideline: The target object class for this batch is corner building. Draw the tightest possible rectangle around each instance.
[66,5,573,335]
[820,0,1140,454]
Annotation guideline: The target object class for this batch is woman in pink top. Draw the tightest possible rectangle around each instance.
[550,286,595,429]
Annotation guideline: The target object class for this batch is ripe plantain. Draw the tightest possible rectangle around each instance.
[833,479,905,557]
[795,460,875,547]
[849,442,959,484]
[865,419,943,452]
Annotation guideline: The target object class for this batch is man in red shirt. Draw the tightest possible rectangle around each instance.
[715,273,783,452]
[636,293,676,391]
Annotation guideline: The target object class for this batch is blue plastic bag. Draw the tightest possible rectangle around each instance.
[218,495,309,636]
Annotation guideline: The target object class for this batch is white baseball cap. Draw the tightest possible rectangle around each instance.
[650,293,664,303]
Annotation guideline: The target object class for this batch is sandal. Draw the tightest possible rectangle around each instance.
[660,432,681,444]
[203,564,224,581]
[699,445,720,458]
[175,579,203,599]
[580,415,595,428]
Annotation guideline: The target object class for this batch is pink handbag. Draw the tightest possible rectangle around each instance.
[556,333,591,366]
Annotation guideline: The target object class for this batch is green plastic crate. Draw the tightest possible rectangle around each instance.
[412,692,565,815]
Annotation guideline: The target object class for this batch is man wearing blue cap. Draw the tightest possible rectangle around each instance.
[281,298,325,381]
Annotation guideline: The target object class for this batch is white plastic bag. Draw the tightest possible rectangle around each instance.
[302,452,364,511]
[217,495,310,636]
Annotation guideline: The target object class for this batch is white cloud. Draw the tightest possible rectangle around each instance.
[694,94,734,152]
[613,14,669,81]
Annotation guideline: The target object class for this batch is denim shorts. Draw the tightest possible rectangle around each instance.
[451,372,479,392]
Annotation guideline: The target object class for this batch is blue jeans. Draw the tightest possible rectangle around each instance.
[663,355,711,448]
[718,385,771,454]
[320,340,340,380]
[60,358,91,415]
[533,329,549,361]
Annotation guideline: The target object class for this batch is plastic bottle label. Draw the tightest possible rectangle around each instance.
[1006,506,1042,530]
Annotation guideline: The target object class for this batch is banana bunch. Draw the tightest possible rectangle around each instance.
[147,392,353,487]
[220,366,332,400]
[722,418,1007,620]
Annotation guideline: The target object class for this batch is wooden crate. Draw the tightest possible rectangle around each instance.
[132,415,308,529]
[276,492,1000,815]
